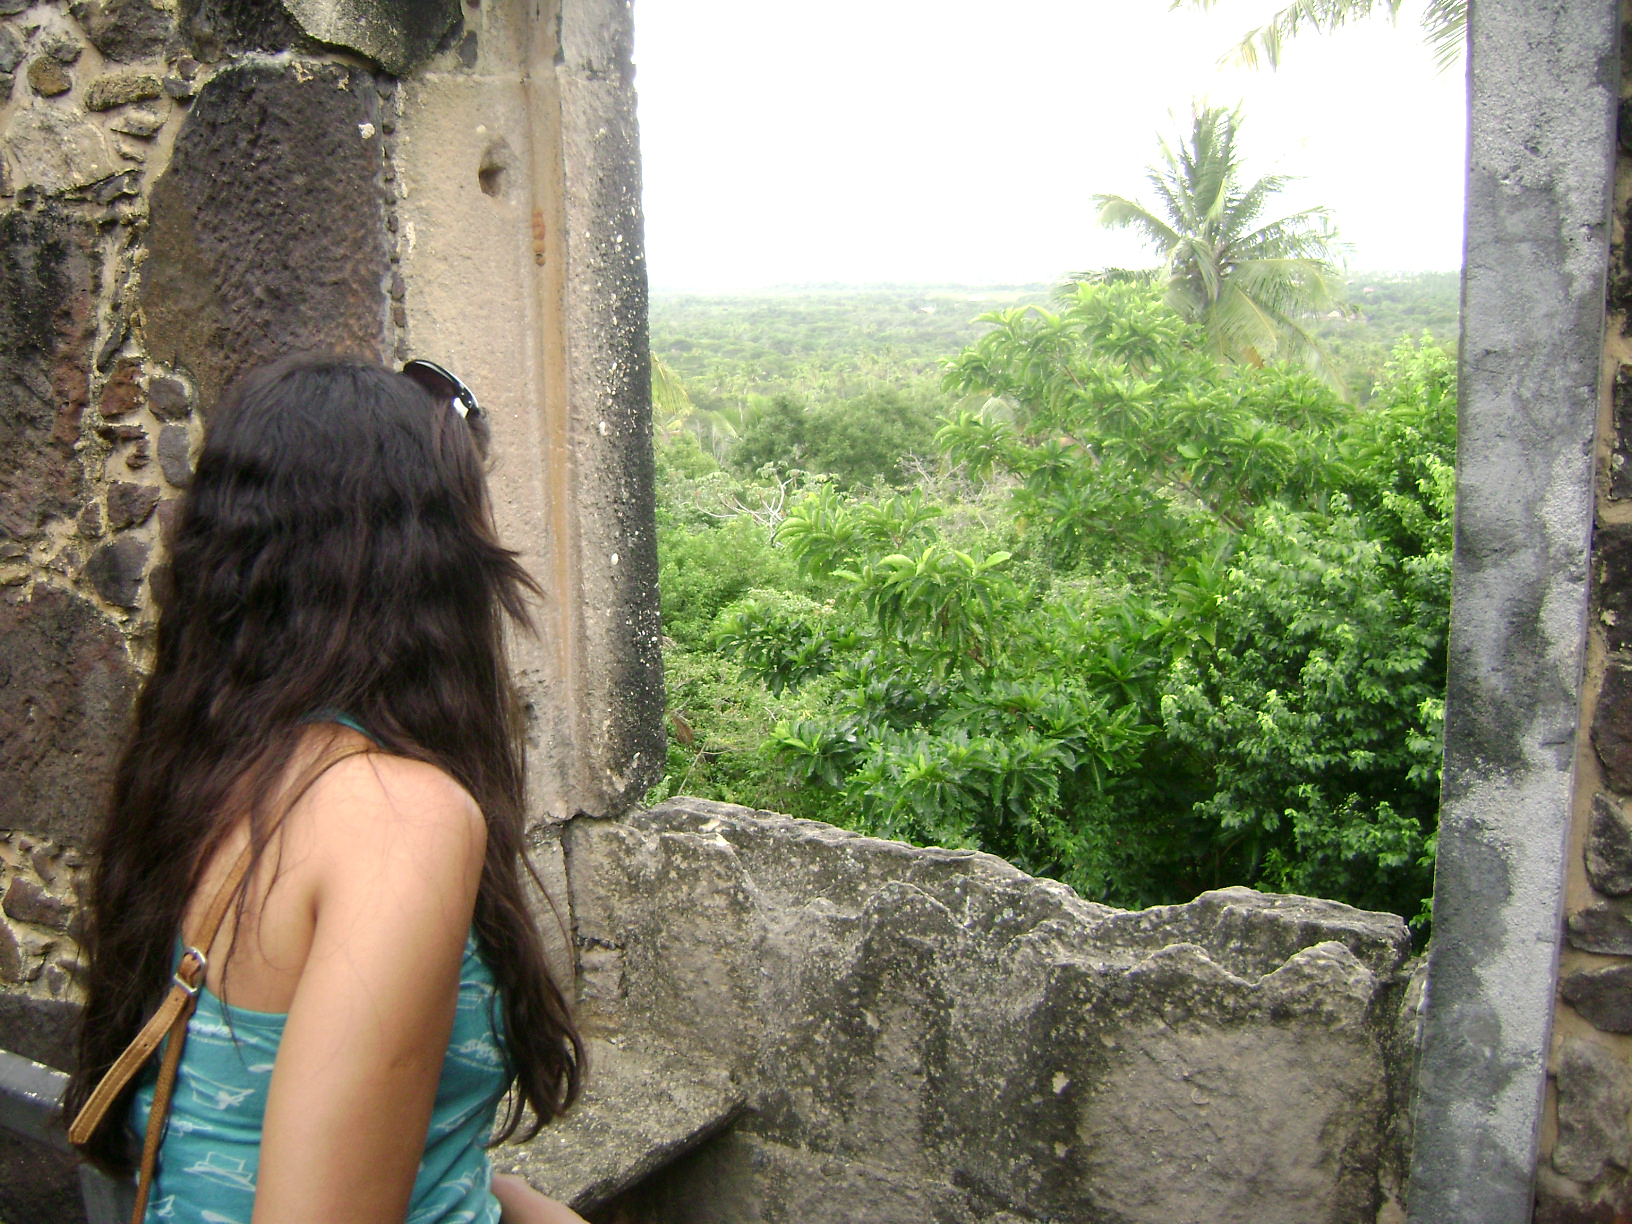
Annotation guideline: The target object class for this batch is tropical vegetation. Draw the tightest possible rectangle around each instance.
[649,277,1456,930]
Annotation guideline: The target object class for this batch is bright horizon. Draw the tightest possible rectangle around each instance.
[633,0,1467,291]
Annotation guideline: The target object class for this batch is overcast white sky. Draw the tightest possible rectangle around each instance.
[632,0,1467,290]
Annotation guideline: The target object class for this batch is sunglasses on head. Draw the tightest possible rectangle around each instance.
[402,359,483,421]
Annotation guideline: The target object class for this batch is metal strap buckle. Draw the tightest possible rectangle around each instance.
[172,946,207,998]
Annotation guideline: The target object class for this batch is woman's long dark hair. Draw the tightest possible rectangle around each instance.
[65,354,581,1173]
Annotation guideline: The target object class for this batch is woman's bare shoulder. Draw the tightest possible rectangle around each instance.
[282,733,485,896]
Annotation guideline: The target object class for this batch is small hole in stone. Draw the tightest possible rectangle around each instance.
[479,139,514,199]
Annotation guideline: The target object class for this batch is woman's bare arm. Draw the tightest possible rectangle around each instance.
[250,755,487,1224]
[492,1173,589,1224]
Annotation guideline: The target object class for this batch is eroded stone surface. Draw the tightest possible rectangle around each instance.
[141,60,389,408]
[497,1040,744,1212]
[1563,964,1632,1033]
[0,107,129,197]
[76,0,175,62]
[557,799,1418,1224]
[84,70,162,111]
[1589,792,1632,895]
[105,482,158,529]
[1554,1038,1632,1182]
[86,535,149,606]
[0,585,137,845]
[1568,901,1632,955]
[282,0,461,76]
[0,207,97,542]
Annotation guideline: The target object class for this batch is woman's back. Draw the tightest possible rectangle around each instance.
[65,357,583,1224]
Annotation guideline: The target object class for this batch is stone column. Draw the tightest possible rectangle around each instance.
[1405,2,1620,1223]
[1531,4,1632,1220]
[0,0,660,1213]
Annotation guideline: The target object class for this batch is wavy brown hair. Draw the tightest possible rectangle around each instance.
[65,354,581,1173]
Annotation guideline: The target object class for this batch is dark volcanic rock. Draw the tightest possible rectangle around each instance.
[75,0,175,61]
[1598,519,1632,651]
[179,0,307,59]
[1588,791,1632,896]
[1563,964,1632,1033]
[141,60,390,408]
[157,423,190,486]
[0,584,137,844]
[1594,669,1632,794]
[105,481,159,529]
[0,208,98,543]
[2,877,70,931]
[98,357,143,417]
[146,376,191,420]
[86,536,149,606]
[281,0,461,75]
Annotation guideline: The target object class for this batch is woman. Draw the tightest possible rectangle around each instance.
[64,355,587,1224]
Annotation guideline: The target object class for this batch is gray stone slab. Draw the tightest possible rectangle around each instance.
[1404,3,1620,1222]
[140,60,390,409]
[496,1039,745,1213]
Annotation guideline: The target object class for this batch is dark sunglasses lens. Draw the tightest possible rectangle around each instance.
[402,360,481,420]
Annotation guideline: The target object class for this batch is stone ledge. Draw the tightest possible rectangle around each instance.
[497,1039,746,1213]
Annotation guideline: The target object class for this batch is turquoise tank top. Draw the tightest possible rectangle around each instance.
[129,933,508,1224]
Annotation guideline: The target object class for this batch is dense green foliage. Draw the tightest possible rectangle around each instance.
[649,281,1456,927]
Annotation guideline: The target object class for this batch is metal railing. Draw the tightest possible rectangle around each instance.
[0,1047,133,1224]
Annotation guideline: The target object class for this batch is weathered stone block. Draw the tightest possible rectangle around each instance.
[25,56,70,97]
[109,107,164,139]
[497,1040,744,1213]
[0,207,97,542]
[281,0,461,76]
[1562,964,1632,1033]
[1,877,68,930]
[74,0,174,62]
[0,586,136,845]
[0,26,22,75]
[1588,792,1632,896]
[105,481,158,529]
[1567,901,1632,954]
[552,799,1418,1224]
[141,60,390,408]
[146,375,191,420]
[0,107,130,198]
[1594,670,1632,794]
[98,357,142,418]
[86,535,149,606]
[179,0,308,60]
[157,423,190,486]
[1553,1037,1632,1182]
[1612,365,1632,500]
[84,71,163,111]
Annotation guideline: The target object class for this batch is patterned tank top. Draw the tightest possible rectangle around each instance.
[129,933,508,1224]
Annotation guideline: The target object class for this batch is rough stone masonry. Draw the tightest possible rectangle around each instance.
[0,2,1613,1224]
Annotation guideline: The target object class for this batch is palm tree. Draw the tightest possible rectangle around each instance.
[1093,104,1347,371]
[1187,0,1466,72]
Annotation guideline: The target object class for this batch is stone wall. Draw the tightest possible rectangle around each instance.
[0,0,664,1217]
[500,799,1425,1224]
[1534,3,1632,1219]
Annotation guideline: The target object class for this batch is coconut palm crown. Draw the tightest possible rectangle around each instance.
[1093,105,1348,372]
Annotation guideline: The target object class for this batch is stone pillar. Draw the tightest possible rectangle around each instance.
[1532,4,1632,1220]
[1405,2,1620,1223]
[0,0,661,1213]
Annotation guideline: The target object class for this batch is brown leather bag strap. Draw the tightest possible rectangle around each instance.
[69,740,373,1222]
